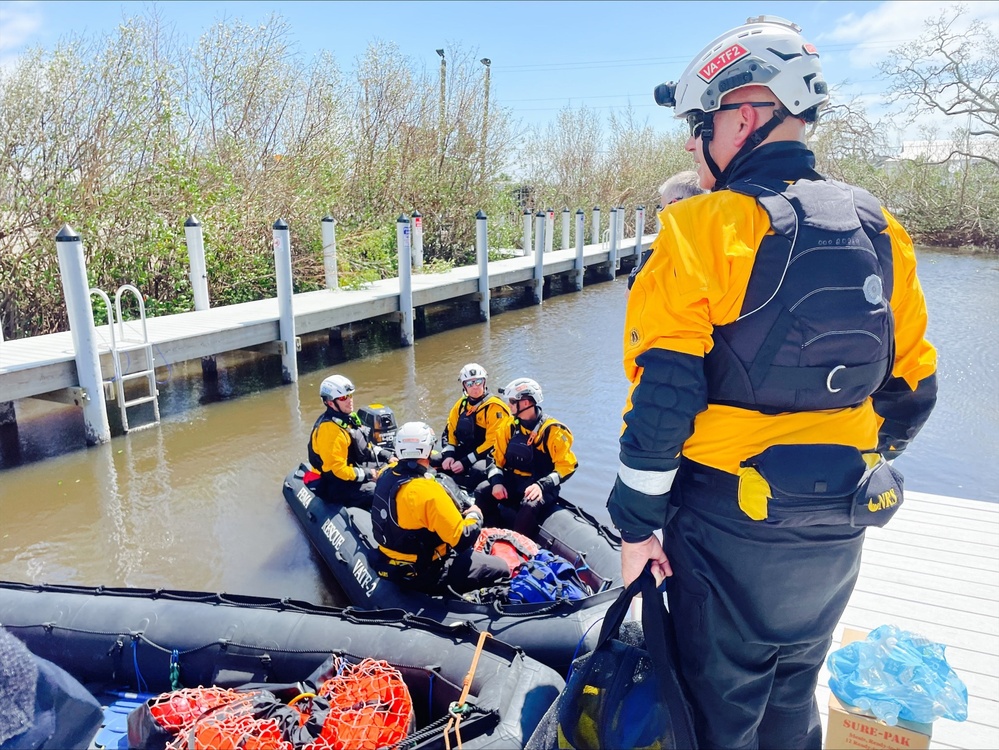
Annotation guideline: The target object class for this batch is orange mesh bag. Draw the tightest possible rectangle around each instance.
[474,528,539,574]
[314,657,413,750]
[129,687,247,749]
[166,690,295,750]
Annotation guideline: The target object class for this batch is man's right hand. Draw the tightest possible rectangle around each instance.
[441,457,456,472]
[491,484,508,500]
[621,536,672,587]
[366,467,378,482]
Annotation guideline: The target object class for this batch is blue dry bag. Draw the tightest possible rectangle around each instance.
[508,550,590,604]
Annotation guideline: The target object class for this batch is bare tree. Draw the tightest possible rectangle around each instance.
[880,4,999,168]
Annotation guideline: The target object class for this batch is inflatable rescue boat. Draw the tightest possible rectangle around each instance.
[282,464,624,673]
[0,580,563,749]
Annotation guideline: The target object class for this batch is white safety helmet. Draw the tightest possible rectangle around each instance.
[503,377,543,406]
[394,421,436,461]
[459,363,487,386]
[320,374,355,402]
[655,16,827,119]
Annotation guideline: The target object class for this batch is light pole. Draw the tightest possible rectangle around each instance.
[436,49,446,164]
[479,57,491,182]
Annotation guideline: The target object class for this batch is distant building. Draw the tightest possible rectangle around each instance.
[885,138,998,173]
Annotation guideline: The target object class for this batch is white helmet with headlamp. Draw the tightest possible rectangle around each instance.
[320,374,355,403]
[394,421,436,461]
[653,16,829,186]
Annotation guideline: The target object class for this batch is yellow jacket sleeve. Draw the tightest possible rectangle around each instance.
[311,422,364,482]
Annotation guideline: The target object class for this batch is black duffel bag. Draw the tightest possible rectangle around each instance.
[553,562,697,749]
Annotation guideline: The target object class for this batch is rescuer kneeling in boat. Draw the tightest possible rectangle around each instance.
[475,378,578,537]
[608,16,938,749]
[306,374,392,509]
[371,421,510,594]
[438,363,511,491]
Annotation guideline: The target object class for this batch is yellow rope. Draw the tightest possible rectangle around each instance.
[444,630,493,750]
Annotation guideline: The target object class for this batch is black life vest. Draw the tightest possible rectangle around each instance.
[454,396,480,447]
[504,418,560,477]
[704,178,895,414]
[307,408,369,477]
[371,463,461,571]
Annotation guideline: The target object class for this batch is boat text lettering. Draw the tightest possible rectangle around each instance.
[321,518,345,550]
[296,486,312,510]
[353,558,378,597]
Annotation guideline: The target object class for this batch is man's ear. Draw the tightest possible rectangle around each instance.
[731,103,761,148]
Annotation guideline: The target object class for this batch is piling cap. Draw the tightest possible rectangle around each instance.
[476,210,486,219]
[322,215,335,223]
[523,209,531,215]
[185,216,200,227]
[55,224,80,242]
[535,211,545,217]
[274,218,288,229]
[576,209,584,215]
[411,210,421,217]
[397,214,409,223]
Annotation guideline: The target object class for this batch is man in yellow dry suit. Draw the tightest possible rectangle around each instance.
[371,421,509,594]
[476,378,578,537]
[439,363,511,490]
[607,16,938,750]
[306,374,391,508]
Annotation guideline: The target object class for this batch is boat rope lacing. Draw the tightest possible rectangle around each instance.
[444,629,492,750]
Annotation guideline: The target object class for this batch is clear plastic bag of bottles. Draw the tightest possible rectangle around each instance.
[827,624,968,725]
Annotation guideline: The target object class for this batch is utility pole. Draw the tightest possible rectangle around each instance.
[479,58,491,182]
[436,49,446,166]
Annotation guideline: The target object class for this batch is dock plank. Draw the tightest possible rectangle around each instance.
[820,492,999,749]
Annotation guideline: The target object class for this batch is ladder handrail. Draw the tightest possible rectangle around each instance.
[88,288,118,353]
[114,284,149,345]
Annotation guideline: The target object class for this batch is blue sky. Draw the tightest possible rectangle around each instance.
[2,0,997,142]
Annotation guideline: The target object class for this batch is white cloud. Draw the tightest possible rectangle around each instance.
[0,0,44,73]
[819,1,999,69]
[0,1,43,52]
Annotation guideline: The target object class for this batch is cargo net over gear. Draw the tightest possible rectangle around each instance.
[131,657,413,750]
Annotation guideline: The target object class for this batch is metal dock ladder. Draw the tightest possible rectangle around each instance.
[89,284,161,432]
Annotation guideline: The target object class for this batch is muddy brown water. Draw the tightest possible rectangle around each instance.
[1,248,995,603]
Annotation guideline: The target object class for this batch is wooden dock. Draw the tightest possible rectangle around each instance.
[821,490,999,749]
[0,236,646,403]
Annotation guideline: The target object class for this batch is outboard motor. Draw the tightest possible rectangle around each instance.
[357,403,397,449]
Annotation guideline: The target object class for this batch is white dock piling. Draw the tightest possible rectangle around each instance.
[608,209,619,281]
[397,215,414,346]
[411,210,424,270]
[55,225,111,445]
[522,210,532,257]
[591,206,600,245]
[475,211,490,321]
[545,209,554,254]
[272,219,298,383]
[634,206,645,259]
[533,211,545,305]
[574,209,585,291]
[184,216,211,311]
[561,208,570,251]
[655,204,663,233]
[321,216,339,291]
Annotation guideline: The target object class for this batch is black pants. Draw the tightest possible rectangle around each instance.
[474,475,558,537]
[311,476,376,510]
[384,549,509,595]
[664,462,865,750]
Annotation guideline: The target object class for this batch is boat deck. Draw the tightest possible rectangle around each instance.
[819,490,999,748]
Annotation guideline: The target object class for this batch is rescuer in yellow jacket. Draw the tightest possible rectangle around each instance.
[475,378,578,537]
[607,17,938,750]
[439,363,511,490]
[372,422,510,594]
[306,374,391,508]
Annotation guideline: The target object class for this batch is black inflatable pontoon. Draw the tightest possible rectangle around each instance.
[0,580,564,749]
[283,465,623,673]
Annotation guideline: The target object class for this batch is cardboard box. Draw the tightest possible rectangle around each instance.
[825,628,933,750]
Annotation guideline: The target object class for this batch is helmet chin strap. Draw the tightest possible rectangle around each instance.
[701,106,790,190]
